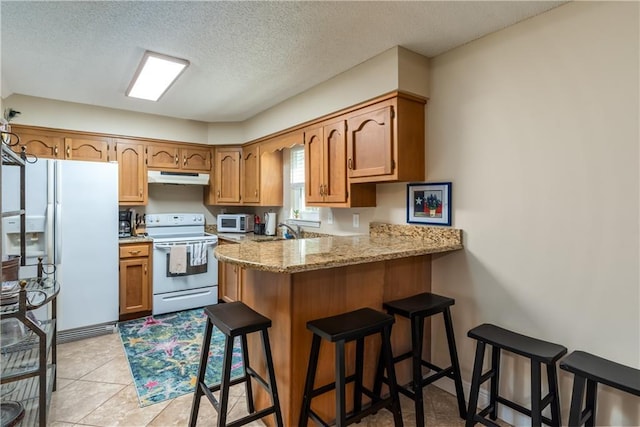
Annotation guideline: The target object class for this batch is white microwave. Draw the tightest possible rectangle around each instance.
[217,214,254,233]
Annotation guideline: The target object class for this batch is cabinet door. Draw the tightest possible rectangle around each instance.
[215,148,241,204]
[65,136,111,162]
[219,261,241,303]
[147,143,180,169]
[242,145,260,204]
[323,120,348,203]
[119,257,150,315]
[12,127,63,159]
[304,127,324,203]
[116,140,147,205]
[182,147,212,172]
[347,105,394,179]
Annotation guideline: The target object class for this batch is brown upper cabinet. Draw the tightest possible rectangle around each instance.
[147,142,212,173]
[305,119,348,204]
[11,125,113,162]
[241,145,260,204]
[209,147,241,204]
[346,93,426,183]
[242,144,283,206]
[115,138,147,206]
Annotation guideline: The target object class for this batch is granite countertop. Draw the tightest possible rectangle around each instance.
[118,235,154,244]
[215,223,463,274]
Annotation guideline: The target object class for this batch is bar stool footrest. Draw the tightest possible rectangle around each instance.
[494,396,554,426]
[226,407,277,427]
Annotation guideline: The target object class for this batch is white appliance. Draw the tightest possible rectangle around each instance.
[217,213,254,233]
[146,213,218,315]
[1,159,119,339]
[147,170,209,185]
[265,212,277,236]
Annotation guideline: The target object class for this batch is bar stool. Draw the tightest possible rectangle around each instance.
[299,307,403,426]
[466,324,567,427]
[374,292,467,426]
[560,350,640,426]
[189,302,283,427]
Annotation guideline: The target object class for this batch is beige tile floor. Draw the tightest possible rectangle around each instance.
[48,332,509,426]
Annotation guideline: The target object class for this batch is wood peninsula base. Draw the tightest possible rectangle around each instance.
[239,254,433,426]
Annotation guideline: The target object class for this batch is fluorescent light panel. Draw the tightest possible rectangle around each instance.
[126,51,189,101]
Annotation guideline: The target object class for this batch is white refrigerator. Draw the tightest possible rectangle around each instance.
[2,159,119,336]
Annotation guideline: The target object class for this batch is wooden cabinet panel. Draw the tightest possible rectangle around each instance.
[218,240,241,302]
[214,147,241,204]
[346,94,425,183]
[305,127,324,203]
[182,146,211,172]
[347,105,393,179]
[116,139,147,205]
[119,242,151,317]
[11,126,63,159]
[147,143,180,169]
[242,145,260,204]
[65,136,112,162]
[323,121,347,203]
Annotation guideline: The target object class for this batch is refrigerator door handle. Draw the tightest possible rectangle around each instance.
[54,161,62,265]
[46,203,54,264]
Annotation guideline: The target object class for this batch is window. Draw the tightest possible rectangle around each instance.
[290,146,319,221]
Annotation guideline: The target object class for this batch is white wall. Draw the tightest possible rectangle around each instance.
[424,2,639,425]
[2,94,210,144]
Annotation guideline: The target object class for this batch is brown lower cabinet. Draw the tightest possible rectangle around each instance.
[119,242,152,319]
[218,240,242,302]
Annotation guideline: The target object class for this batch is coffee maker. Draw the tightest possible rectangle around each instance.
[119,210,132,238]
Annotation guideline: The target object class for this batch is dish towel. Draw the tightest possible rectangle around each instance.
[190,242,207,266]
[169,245,187,274]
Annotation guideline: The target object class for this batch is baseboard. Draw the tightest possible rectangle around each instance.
[57,321,117,344]
[432,377,531,427]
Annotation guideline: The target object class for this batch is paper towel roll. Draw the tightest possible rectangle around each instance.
[265,212,277,236]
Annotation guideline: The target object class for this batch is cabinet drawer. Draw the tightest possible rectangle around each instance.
[119,244,150,258]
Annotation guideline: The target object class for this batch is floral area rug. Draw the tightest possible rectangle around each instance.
[118,308,243,407]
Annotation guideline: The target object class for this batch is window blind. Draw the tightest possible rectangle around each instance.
[290,146,305,184]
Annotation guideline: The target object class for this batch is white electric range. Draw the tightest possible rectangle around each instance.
[146,213,218,315]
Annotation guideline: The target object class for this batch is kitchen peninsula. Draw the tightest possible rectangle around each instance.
[215,223,463,425]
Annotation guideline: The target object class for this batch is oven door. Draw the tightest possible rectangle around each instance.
[152,240,218,295]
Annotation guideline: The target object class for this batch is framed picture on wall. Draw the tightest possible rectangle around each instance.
[407,182,452,226]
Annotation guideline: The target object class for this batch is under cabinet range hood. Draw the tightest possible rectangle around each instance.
[147,170,210,185]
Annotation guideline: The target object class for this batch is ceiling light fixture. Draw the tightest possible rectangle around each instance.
[126,51,189,101]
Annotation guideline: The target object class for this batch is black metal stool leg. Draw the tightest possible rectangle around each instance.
[261,328,284,427]
[354,337,364,414]
[382,325,404,427]
[530,361,542,427]
[568,375,586,427]
[411,314,425,427]
[240,334,255,414]
[335,340,347,426]
[299,334,321,426]
[546,363,562,427]
[443,307,467,419]
[189,319,214,427]
[466,341,486,427]
[585,380,598,427]
[217,335,235,427]
[489,346,500,420]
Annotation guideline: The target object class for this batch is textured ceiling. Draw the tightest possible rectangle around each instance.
[1,1,565,123]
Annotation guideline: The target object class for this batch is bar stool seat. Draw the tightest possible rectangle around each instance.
[189,302,283,427]
[560,350,640,426]
[299,307,404,426]
[375,292,466,426]
[466,323,567,427]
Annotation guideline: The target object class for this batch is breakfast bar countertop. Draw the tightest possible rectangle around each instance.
[214,223,463,274]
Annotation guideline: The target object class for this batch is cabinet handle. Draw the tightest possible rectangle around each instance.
[183,155,187,166]
[324,184,328,195]
[66,146,70,157]
[175,154,178,165]
[348,158,353,169]
[217,190,221,197]
[129,250,141,255]
[144,265,147,274]
[54,146,58,156]
[319,185,324,196]
[139,189,143,197]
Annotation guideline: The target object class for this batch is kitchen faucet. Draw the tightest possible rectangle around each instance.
[278,223,302,239]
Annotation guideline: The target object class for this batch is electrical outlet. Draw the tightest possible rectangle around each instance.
[327,209,334,225]
[353,213,359,228]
